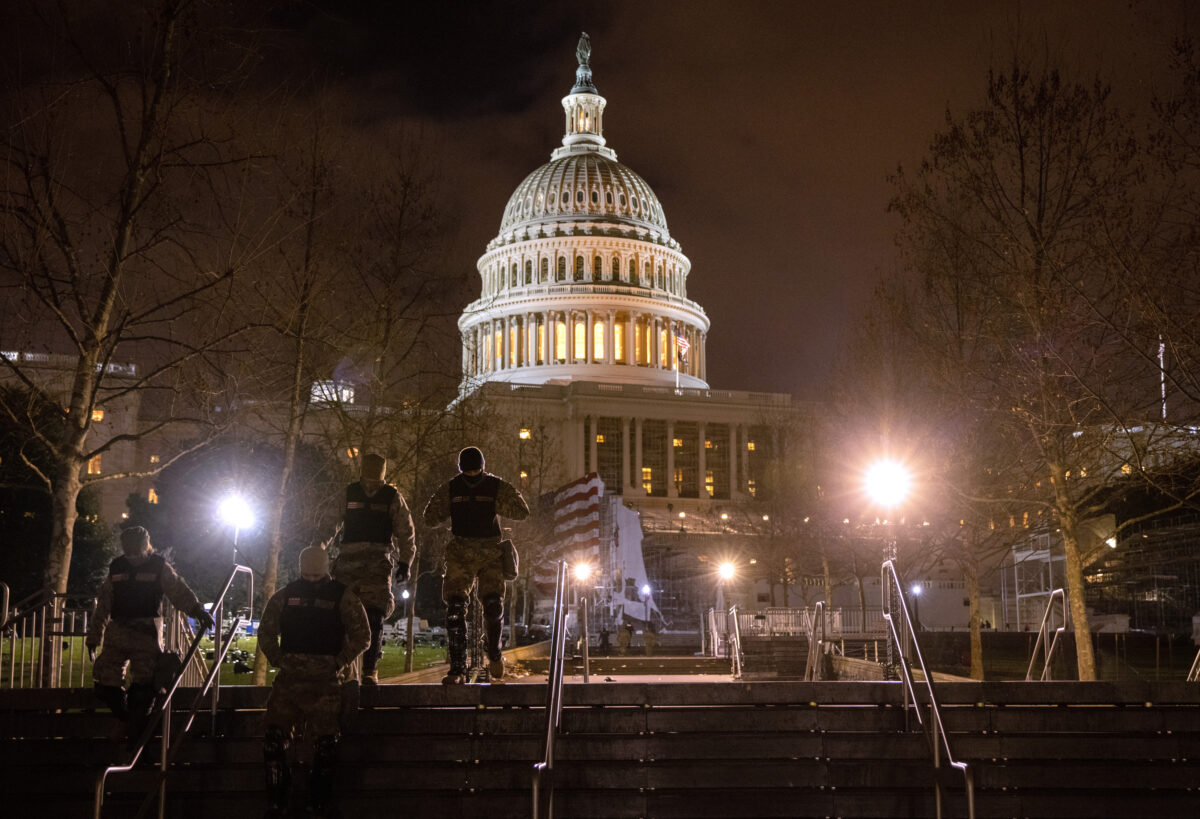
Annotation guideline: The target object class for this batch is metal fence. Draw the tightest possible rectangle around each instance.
[1,587,208,689]
[734,606,887,638]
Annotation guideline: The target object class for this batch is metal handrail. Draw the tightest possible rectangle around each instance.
[532,561,569,819]
[728,604,745,678]
[1025,589,1067,681]
[93,563,253,819]
[804,601,827,681]
[1187,647,1200,682]
[881,559,975,819]
[1,581,9,628]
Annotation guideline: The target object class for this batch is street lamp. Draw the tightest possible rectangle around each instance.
[572,562,594,681]
[864,458,912,678]
[217,494,254,565]
[910,583,922,631]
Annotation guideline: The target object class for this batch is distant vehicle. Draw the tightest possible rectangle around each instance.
[512,624,550,646]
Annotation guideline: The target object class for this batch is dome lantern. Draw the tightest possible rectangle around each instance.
[553,32,615,161]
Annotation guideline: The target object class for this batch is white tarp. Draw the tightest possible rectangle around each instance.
[605,498,662,625]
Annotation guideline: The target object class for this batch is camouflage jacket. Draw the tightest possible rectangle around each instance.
[87,554,203,646]
[257,579,371,676]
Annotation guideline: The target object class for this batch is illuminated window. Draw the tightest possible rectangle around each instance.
[1080,467,1087,478]
[705,439,713,449]
[593,323,604,361]
[510,326,518,365]
[660,328,668,367]
[673,467,683,494]
[747,441,756,451]
[574,321,585,360]
[672,438,683,448]
[615,322,626,362]
[747,479,757,498]
[642,466,652,494]
[635,324,644,364]
[1121,463,1132,475]
[519,428,531,440]
[87,455,102,476]
[495,330,502,364]
[705,470,715,497]
[347,447,359,459]
[91,409,104,422]
[1022,511,1029,527]
[596,434,606,443]
[149,455,160,464]
[537,324,546,363]
[555,321,567,360]
[148,488,159,504]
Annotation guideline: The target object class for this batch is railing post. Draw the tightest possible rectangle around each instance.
[580,597,589,684]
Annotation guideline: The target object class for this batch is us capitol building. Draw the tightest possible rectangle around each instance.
[457,33,811,551]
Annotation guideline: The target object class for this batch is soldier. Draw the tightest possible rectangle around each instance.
[86,526,214,745]
[643,618,659,656]
[332,452,415,685]
[423,446,529,684]
[257,545,371,819]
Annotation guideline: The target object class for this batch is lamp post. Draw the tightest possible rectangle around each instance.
[864,459,911,679]
[715,561,735,657]
[910,584,922,632]
[212,493,254,726]
[573,562,593,682]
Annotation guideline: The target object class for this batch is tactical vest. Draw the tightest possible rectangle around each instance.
[279,579,346,656]
[449,474,501,538]
[109,554,166,620]
[343,482,396,543]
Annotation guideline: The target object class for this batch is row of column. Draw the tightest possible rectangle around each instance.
[464,311,705,378]
[577,416,753,500]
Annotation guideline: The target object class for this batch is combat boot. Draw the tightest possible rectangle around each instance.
[441,668,465,685]
[488,655,505,681]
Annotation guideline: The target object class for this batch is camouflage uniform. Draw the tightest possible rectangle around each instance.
[423,471,529,680]
[332,479,415,683]
[87,551,207,740]
[257,576,370,816]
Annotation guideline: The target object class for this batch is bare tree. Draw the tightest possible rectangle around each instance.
[888,51,1158,680]
[0,1,271,596]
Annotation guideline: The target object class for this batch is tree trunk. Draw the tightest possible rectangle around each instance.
[966,546,983,680]
[46,460,82,595]
[1061,524,1096,680]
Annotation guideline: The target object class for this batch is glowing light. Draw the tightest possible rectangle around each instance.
[519,428,532,440]
[640,584,652,597]
[573,563,593,582]
[720,512,729,521]
[217,495,254,529]
[401,589,410,600]
[911,584,923,597]
[718,562,735,581]
[865,459,912,507]
[678,511,686,519]
[1106,537,1117,549]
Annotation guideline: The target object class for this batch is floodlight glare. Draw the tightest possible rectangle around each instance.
[640,584,652,597]
[865,459,912,508]
[401,589,410,600]
[911,584,923,597]
[217,495,254,529]
[573,563,593,582]
[718,562,736,581]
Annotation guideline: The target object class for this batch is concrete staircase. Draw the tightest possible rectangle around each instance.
[739,634,809,679]
[5,681,1200,818]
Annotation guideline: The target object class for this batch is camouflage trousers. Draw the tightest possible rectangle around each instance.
[265,660,344,737]
[441,537,507,603]
[333,541,396,618]
[93,621,162,687]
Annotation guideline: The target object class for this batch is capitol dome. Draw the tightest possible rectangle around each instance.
[498,154,670,237]
[459,33,709,394]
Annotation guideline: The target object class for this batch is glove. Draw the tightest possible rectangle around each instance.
[394,562,410,583]
[86,642,97,662]
[194,609,216,634]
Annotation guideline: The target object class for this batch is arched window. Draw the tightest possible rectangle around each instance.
[591,190,599,204]
[576,190,584,204]
[644,261,651,284]
[575,256,585,281]
[593,256,602,281]
[561,191,570,205]
[606,191,613,205]
[540,258,549,282]
[619,193,627,207]
[557,256,566,280]
[511,263,517,287]
[525,260,533,284]
[612,255,620,280]
[574,321,586,360]
[555,320,567,361]
[628,259,636,280]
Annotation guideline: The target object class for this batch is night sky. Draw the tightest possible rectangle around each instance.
[285,1,1184,398]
